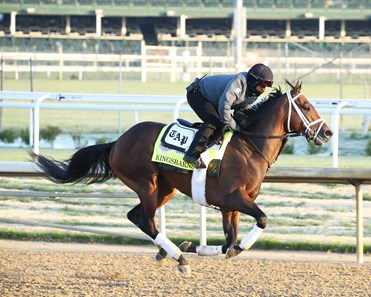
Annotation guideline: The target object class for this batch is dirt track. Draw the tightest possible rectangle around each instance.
[0,241,370,297]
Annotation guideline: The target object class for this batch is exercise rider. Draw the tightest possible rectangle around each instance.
[183,63,274,168]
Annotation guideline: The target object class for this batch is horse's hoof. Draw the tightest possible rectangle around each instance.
[225,246,243,259]
[155,251,167,267]
[178,264,191,275]
[179,241,193,252]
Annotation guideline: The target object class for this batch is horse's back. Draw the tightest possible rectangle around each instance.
[117,121,165,143]
[109,121,165,174]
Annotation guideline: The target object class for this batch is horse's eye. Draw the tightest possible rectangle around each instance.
[302,105,310,112]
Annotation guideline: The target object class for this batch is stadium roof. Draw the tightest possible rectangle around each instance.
[1,2,370,20]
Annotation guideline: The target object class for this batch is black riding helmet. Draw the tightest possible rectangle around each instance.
[246,63,274,96]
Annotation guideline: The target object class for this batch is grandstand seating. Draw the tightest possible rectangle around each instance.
[346,20,371,38]
[291,19,318,39]
[102,17,121,36]
[275,0,292,9]
[246,19,286,38]
[256,0,274,8]
[325,20,341,38]
[0,0,369,54]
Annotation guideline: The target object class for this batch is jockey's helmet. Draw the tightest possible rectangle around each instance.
[247,63,274,89]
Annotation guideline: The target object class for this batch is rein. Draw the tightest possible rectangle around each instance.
[238,131,301,168]
[238,131,301,139]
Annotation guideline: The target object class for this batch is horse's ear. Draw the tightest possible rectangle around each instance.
[293,81,299,93]
[293,81,303,94]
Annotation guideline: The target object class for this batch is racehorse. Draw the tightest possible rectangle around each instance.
[31,81,333,274]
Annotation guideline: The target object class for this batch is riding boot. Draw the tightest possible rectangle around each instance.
[184,123,216,169]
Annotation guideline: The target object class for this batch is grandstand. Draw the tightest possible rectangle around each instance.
[0,0,370,54]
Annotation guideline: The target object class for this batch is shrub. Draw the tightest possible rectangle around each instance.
[350,131,363,139]
[20,127,30,145]
[96,137,110,144]
[40,125,62,147]
[0,128,18,143]
[282,142,294,154]
[366,139,371,156]
[307,141,323,155]
[71,129,87,148]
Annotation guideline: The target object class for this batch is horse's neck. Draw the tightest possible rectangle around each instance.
[256,100,287,135]
[247,98,288,165]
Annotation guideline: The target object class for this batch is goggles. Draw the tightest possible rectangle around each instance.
[250,73,273,87]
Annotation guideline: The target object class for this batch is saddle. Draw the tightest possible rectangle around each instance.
[151,119,233,177]
[175,119,224,147]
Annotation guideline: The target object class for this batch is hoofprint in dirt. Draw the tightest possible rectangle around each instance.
[0,241,370,297]
[0,177,370,248]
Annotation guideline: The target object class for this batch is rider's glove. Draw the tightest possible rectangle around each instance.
[234,125,241,132]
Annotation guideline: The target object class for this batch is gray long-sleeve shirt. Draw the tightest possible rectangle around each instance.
[197,72,256,130]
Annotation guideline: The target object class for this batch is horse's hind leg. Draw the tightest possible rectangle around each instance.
[127,203,142,227]
[153,179,178,266]
[126,178,189,272]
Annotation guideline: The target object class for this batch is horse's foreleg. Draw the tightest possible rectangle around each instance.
[179,211,241,257]
[222,210,240,253]
[225,193,267,259]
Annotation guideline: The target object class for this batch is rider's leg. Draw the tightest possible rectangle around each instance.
[183,122,216,168]
[184,90,221,168]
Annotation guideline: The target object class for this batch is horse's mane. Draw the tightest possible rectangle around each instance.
[234,87,283,130]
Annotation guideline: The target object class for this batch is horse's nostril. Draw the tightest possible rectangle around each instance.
[325,130,333,137]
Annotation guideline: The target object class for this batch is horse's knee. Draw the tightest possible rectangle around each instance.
[257,215,268,229]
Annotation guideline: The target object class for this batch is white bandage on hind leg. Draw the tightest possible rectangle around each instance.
[239,225,264,250]
[196,245,223,256]
[153,233,182,260]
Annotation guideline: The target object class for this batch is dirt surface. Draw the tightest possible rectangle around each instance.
[0,240,370,297]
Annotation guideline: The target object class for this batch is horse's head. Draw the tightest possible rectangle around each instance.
[233,80,333,145]
[285,80,333,145]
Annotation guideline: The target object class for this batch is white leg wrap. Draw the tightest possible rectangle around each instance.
[196,245,223,256]
[153,233,182,260]
[239,225,264,251]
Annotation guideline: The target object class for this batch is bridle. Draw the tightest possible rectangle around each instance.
[286,90,325,144]
[238,89,326,167]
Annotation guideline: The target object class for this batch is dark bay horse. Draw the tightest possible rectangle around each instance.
[31,81,332,274]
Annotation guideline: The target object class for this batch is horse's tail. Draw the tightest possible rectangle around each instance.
[30,142,116,184]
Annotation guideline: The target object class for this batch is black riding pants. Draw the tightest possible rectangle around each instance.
[186,89,221,127]
[186,89,223,157]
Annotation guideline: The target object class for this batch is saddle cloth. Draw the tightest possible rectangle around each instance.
[151,120,233,175]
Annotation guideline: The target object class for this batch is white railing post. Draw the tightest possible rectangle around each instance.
[356,183,364,264]
[159,206,166,237]
[33,95,56,154]
[331,101,350,168]
[199,205,207,246]
[173,97,188,121]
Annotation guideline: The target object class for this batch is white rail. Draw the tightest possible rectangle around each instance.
[0,91,370,165]
[1,51,370,82]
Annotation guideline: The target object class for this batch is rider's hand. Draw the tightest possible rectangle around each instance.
[234,125,241,132]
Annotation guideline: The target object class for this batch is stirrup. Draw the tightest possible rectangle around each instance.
[184,155,206,169]
[194,158,206,169]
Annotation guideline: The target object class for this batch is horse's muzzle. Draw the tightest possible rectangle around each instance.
[311,126,333,145]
